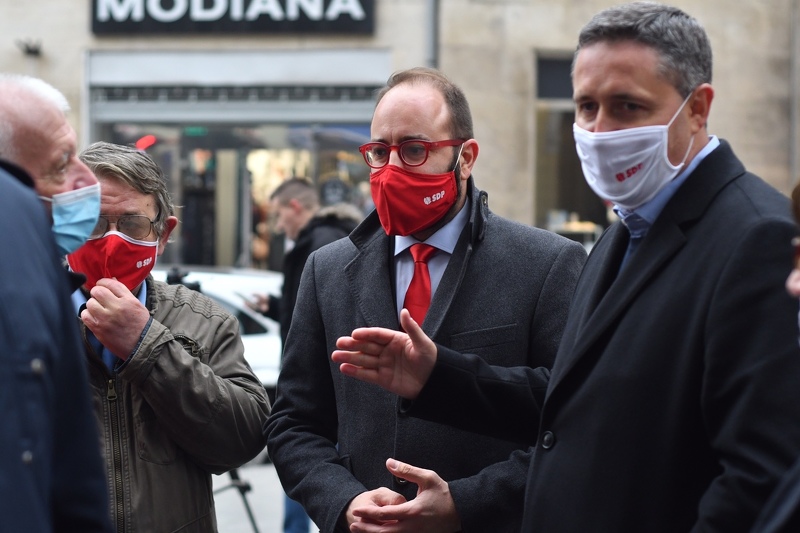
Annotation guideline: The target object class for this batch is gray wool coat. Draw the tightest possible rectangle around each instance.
[265,177,587,533]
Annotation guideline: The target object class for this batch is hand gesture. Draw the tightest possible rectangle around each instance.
[243,292,270,314]
[348,459,461,533]
[81,278,151,360]
[332,309,437,400]
[344,488,406,531]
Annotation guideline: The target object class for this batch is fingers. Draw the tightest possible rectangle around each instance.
[92,277,128,297]
[399,309,428,348]
[786,269,800,298]
[332,349,376,369]
[386,458,435,489]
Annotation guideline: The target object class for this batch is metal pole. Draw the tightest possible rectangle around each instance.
[427,0,440,68]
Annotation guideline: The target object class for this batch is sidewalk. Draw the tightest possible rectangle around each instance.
[213,456,320,533]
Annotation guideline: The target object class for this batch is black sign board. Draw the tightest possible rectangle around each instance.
[92,0,375,35]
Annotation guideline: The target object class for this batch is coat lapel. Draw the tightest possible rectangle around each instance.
[424,223,473,337]
[344,214,401,329]
[548,139,745,393]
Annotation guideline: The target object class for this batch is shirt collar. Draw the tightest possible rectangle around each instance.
[394,197,470,256]
[615,135,720,225]
[72,279,149,310]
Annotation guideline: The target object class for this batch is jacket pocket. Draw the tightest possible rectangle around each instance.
[449,323,518,352]
[133,400,178,464]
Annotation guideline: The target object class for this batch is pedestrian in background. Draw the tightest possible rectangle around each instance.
[247,177,362,533]
[68,141,270,532]
[0,73,111,532]
[332,3,800,531]
[266,67,586,533]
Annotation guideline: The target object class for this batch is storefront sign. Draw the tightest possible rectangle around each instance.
[93,0,374,35]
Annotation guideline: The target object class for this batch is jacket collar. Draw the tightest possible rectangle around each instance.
[345,176,489,334]
[349,175,488,252]
[0,159,35,189]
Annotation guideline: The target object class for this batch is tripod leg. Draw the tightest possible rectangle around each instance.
[228,468,261,533]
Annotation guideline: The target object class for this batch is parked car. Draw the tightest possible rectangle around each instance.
[151,265,283,403]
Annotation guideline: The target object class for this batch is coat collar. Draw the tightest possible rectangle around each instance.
[345,176,489,336]
[548,140,746,392]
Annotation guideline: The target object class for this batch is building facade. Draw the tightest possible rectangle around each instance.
[2,0,798,266]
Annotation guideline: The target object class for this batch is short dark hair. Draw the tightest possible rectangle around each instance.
[374,67,474,140]
[270,177,319,211]
[574,2,712,97]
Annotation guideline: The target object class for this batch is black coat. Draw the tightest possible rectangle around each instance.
[408,141,800,532]
[265,179,587,533]
[266,205,361,348]
[0,165,111,532]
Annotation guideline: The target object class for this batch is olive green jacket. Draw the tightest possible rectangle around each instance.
[80,277,270,532]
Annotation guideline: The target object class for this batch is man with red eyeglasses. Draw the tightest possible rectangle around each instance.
[265,67,587,533]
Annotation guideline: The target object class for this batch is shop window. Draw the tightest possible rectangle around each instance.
[98,121,371,267]
[535,56,608,250]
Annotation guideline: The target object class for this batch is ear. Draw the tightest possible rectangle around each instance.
[157,216,179,257]
[458,139,479,181]
[287,198,304,213]
[688,83,714,133]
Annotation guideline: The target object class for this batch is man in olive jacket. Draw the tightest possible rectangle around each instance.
[69,142,270,532]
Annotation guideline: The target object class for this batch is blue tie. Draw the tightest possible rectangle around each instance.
[620,213,649,270]
[87,329,119,371]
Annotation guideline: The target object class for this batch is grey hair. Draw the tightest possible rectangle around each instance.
[79,141,175,238]
[573,2,712,97]
[0,74,70,161]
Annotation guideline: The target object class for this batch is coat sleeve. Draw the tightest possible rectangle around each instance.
[119,298,270,473]
[406,346,550,444]
[692,218,800,531]
[265,253,367,533]
[50,260,114,532]
[432,238,584,532]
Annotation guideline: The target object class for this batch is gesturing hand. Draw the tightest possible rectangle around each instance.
[344,488,407,531]
[332,309,437,400]
[348,459,461,533]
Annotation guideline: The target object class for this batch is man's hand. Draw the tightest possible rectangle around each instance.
[348,459,461,533]
[332,309,437,400]
[243,292,270,314]
[81,278,151,360]
[787,268,800,298]
[344,488,407,530]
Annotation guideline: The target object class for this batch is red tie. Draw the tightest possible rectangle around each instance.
[404,243,438,324]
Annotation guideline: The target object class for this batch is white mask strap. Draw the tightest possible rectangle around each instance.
[667,91,694,128]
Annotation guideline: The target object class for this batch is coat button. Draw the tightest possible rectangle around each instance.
[21,450,34,464]
[541,431,555,449]
[30,358,45,375]
[393,476,408,485]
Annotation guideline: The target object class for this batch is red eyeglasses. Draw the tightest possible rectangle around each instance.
[359,139,465,169]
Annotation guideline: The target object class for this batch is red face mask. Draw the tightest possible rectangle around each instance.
[67,231,159,291]
[370,164,458,236]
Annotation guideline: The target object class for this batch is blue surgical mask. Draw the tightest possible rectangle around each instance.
[39,183,101,255]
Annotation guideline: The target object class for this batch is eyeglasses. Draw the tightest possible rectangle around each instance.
[358,139,465,169]
[91,215,156,240]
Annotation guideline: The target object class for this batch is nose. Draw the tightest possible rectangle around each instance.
[71,158,98,189]
[387,146,404,167]
[591,108,614,133]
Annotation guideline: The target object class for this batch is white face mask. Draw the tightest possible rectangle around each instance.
[573,93,693,211]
